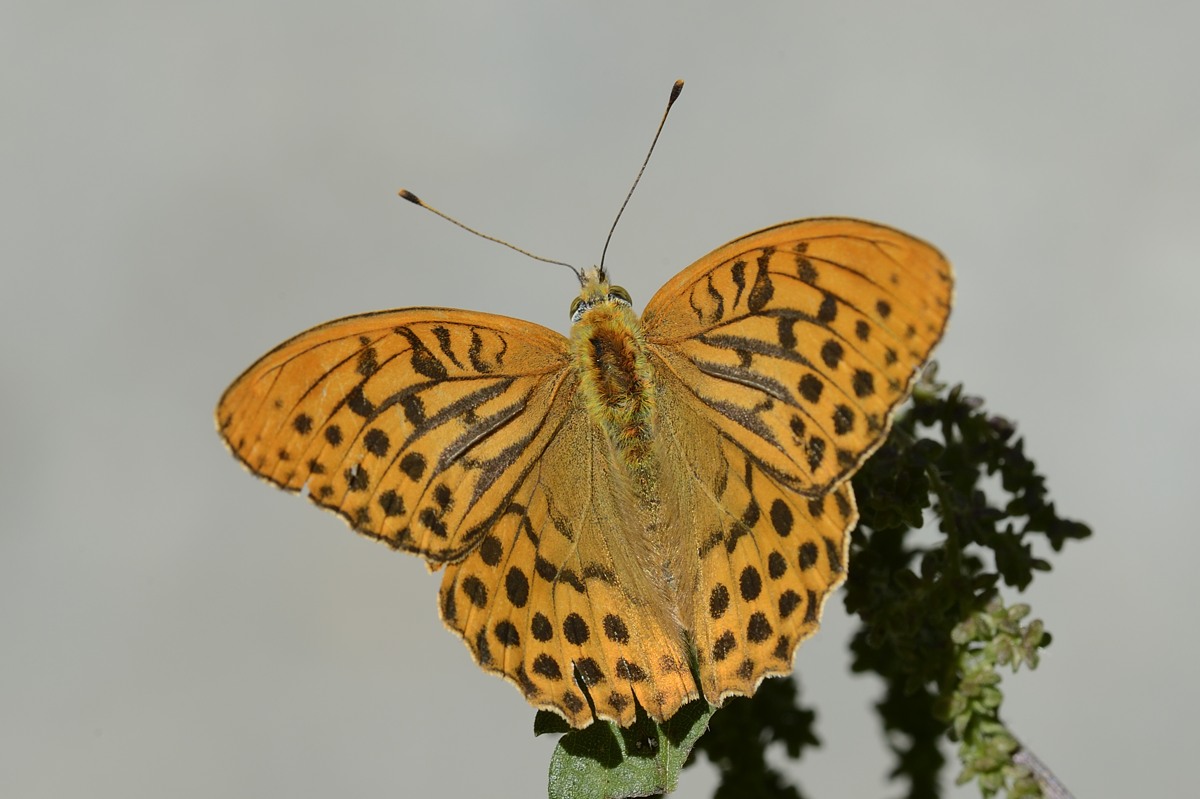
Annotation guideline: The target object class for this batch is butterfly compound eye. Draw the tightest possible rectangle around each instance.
[609,285,632,305]
[569,296,584,320]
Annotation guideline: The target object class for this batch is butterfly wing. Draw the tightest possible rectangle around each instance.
[438,388,698,728]
[644,218,953,494]
[217,308,571,560]
[642,218,952,703]
[217,308,696,727]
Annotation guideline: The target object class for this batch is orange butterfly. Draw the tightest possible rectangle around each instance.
[217,213,952,728]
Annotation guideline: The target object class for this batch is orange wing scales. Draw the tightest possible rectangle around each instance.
[218,309,571,562]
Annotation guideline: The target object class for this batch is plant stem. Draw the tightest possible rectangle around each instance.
[1013,740,1074,799]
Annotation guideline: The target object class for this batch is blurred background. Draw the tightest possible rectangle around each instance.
[3,3,1196,797]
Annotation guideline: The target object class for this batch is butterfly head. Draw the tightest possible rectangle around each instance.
[570,265,633,323]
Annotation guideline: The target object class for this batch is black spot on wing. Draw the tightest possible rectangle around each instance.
[531,613,553,642]
[820,340,843,369]
[467,330,493,373]
[461,575,488,608]
[832,405,855,435]
[747,612,773,643]
[603,614,629,643]
[378,490,405,517]
[747,250,775,312]
[730,260,747,309]
[363,428,390,457]
[705,274,724,323]
[345,464,369,492]
[817,293,837,324]
[346,385,374,417]
[712,631,736,662]
[709,584,730,620]
[532,654,563,680]
[799,374,823,403]
[505,567,530,608]
[431,326,466,370]
[769,499,793,537]
[777,316,798,351]
[852,369,875,397]
[399,452,426,480]
[395,326,449,380]
[562,613,590,645]
[356,346,379,377]
[494,620,520,647]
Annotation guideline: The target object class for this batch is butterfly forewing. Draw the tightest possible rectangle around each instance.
[217,309,571,561]
[642,218,952,495]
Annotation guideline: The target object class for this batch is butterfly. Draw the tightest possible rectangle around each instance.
[216,210,952,729]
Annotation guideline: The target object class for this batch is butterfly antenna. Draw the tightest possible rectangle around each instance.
[599,79,685,276]
[398,189,582,281]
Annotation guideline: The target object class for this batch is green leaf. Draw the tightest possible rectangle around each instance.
[544,699,714,799]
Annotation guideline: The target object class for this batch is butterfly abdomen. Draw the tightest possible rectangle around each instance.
[570,303,657,472]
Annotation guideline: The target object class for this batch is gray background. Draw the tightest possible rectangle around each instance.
[4,3,1196,797]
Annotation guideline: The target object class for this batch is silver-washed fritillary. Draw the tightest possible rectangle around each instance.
[216,88,952,729]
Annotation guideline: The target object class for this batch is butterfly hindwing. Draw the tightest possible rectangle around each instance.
[653,362,857,703]
[440,393,698,728]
